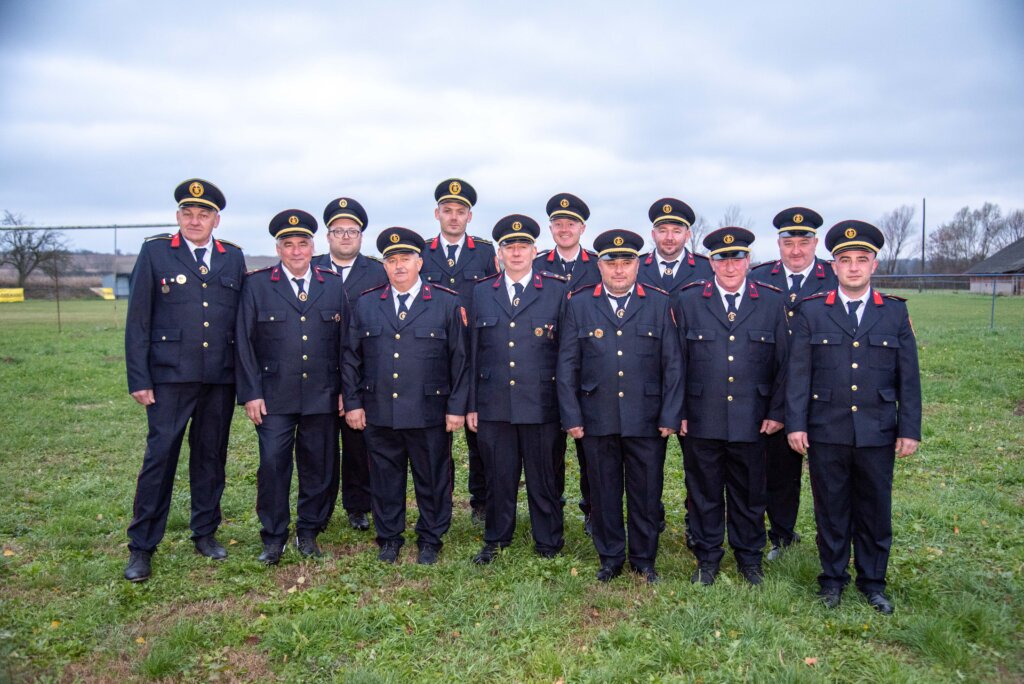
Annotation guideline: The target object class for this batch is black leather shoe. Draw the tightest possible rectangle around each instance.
[738,564,764,586]
[537,548,560,559]
[124,550,152,582]
[470,506,486,526]
[631,565,659,584]
[378,541,401,564]
[690,563,718,585]
[817,587,842,609]
[417,544,441,565]
[865,591,894,615]
[583,514,593,537]
[194,535,227,560]
[347,511,371,531]
[472,543,500,565]
[596,563,623,582]
[258,543,284,566]
[684,528,695,550]
[296,535,322,558]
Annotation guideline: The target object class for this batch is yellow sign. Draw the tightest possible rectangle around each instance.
[0,288,25,303]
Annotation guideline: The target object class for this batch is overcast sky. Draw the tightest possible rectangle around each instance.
[1,1,1022,261]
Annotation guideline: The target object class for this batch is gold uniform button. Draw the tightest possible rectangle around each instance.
[788,311,794,317]
[728,376,734,383]
[202,301,208,308]
[393,373,399,379]
[618,371,624,377]
[302,372,308,379]
[851,385,858,391]
[202,342,209,348]
[203,321,209,327]
[300,316,306,322]
[392,393,399,399]
[648,331,653,336]
[728,355,734,361]
[729,335,735,341]
[852,363,859,369]
[161,336,167,341]
[302,354,308,361]
[269,316,275,321]
[510,322,516,328]
[510,380,516,386]
[393,352,400,358]
[616,330,622,336]
[618,391,624,398]
[302,335,308,341]
[509,361,515,368]
[617,350,623,356]
[450,278,456,284]
[813,394,819,399]
[727,395,733,401]
[395,334,401,340]
[853,341,860,348]
[851,405,858,412]
[698,335,703,340]
[509,341,515,348]
[822,339,828,344]
[883,341,889,346]
[202,282,208,289]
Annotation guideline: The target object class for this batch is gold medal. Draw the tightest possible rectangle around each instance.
[199,265,209,275]
[535,327,543,337]
[727,311,737,322]
[616,309,625,318]
[447,258,455,267]
[176,274,187,284]
[298,292,308,302]
[594,328,604,338]
[161,285,170,294]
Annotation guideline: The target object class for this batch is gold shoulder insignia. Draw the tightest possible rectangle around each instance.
[315,266,341,277]
[882,293,908,302]
[680,280,707,291]
[217,238,242,250]
[145,233,173,241]
[539,271,568,282]
[360,283,388,296]
[245,266,273,276]
[478,272,502,283]
[570,283,598,297]
[471,235,492,245]
[644,284,670,296]
[754,281,782,293]
[433,284,459,295]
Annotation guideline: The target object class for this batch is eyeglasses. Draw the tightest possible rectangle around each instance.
[328,229,361,238]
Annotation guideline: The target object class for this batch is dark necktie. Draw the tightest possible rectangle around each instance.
[511,282,524,307]
[789,273,803,294]
[397,293,410,320]
[194,247,207,274]
[446,244,458,267]
[662,260,678,286]
[293,277,306,301]
[335,263,348,280]
[609,294,629,319]
[561,259,575,278]
[847,300,861,332]
[725,293,738,323]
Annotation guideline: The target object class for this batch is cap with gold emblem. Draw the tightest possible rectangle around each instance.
[323,197,368,230]
[704,227,755,260]
[492,214,540,246]
[269,209,317,240]
[648,198,695,228]
[175,178,226,212]
[376,227,426,257]
[773,207,823,237]
[824,220,884,256]
[546,193,590,223]
[434,178,477,208]
[594,229,643,260]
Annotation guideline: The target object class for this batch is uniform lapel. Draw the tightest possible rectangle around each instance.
[592,284,621,328]
[826,297,856,336]
[396,283,430,330]
[511,273,541,318]
[205,240,225,279]
[855,289,883,339]
[730,281,757,329]
[496,275,514,318]
[273,267,306,314]
[707,283,732,330]
[172,234,204,279]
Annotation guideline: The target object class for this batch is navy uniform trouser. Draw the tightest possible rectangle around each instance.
[466,428,486,510]
[366,424,452,549]
[583,434,666,570]
[765,429,803,546]
[328,419,371,516]
[255,412,338,545]
[683,436,767,567]
[808,442,895,594]
[478,419,564,555]
[556,434,591,516]
[127,382,233,553]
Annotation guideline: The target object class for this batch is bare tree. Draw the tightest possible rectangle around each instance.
[997,209,1024,248]
[927,206,980,273]
[689,213,709,254]
[0,210,70,287]
[717,205,752,229]
[973,202,1005,259]
[878,205,916,274]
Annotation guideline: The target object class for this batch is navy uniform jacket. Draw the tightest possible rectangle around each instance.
[786,289,921,447]
[638,249,712,294]
[343,281,469,429]
[468,271,568,424]
[235,265,348,416]
[311,253,387,300]
[421,234,497,304]
[125,232,246,392]
[750,257,837,320]
[533,248,601,290]
[675,280,789,443]
[557,282,683,437]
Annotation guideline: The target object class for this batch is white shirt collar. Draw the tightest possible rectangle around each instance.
[782,262,815,282]
[183,236,212,266]
[717,279,746,310]
[393,278,422,312]
[505,270,533,297]
[555,245,582,262]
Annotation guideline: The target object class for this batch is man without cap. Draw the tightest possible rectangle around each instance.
[236,210,348,565]
[675,227,789,586]
[312,197,387,533]
[786,221,921,614]
[557,230,683,583]
[750,207,837,561]
[535,192,602,536]
[466,214,569,564]
[343,228,469,565]
[123,179,246,582]
[420,179,496,525]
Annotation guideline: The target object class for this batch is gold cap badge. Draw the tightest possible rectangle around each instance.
[512,221,522,230]
[560,198,569,208]
[793,214,804,224]
[663,204,672,214]
[389,233,400,243]
[288,215,299,226]
[723,234,735,244]
[189,182,204,197]
[339,199,348,208]
[613,236,624,246]
[449,180,462,195]
[845,227,857,239]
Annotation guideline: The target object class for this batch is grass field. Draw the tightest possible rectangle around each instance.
[1,292,1022,683]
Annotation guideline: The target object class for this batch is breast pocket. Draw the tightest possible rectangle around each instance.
[531,318,557,346]
[150,329,181,367]
[360,326,382,356]
[256,310,287,339]
[464,270,486,282]
[810,332,839,369]
[686,329,716,361]
[868,334,900,370]
[416,327,448,358]
[579,328,605,358]
[748,329,775,362]
[636,324,661,355]
[422,270,442,284]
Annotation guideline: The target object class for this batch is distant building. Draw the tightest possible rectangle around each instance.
[102,273,131,299]
[965,237,1024,295]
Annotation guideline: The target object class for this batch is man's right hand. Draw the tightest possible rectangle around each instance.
[567,426,584,439]
[787,431,809,455]
[346,408,367,431]
[131,389,155,406]
[245,399,267,426]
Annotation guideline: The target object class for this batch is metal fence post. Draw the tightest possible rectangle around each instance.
[990,277,997,330]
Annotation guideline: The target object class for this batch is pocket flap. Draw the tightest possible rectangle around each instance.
[757,384,771,397]
[878,387,897,402]
[475,317,498,328]
[261,360,278,373]
[361,326,382,338]
[321,310,341,322]
[479,368,491,380]
[810,333,835,345]
[811,387,832,401]
[581,379,599,393]
[748,330,775,343]
[425,383,450,396]
[151,328,181,342]
[686,329,715,341]
[416,328,447,340]
[219,276,240,290]
[637,324,660,339]
[869,334,900,349]
[258,310,287,323]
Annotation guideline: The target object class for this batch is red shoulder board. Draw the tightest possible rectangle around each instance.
[687,251,695,267]
[533,273,544,289]
[636,283,646,297]
[170,233,181,248]
[581,249,591,262]
[214,239,227,254]
[422,284,433,300]
[379,284,392,299]
[644,252,654,266]
[771,260,782,275]
[754,280,781,293]
[270,266,281,282]
[429,236,440,251]
[592,282,604,297]
[546,250,556,263]
[882,292,907,302]
[466,235,476,249]
[748,281,760,299]
[824,290,836,306]
[873,290,886,305]
[702,281,714,298]
[313,266,326,282]
[815,262,826,279]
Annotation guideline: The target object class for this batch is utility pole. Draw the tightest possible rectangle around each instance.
[920,198,926,293]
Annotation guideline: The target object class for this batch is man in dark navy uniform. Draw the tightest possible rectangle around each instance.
[676,227,789,586]
[236,210,348,565]
[123,178,246,582]
[343,228,469,565]
[557,230,683,583]
[787,221,921,614]
[750,207,837,560]
[638,198,712,293]
[466,214,569,564]
[312,196,387,533]
[534,192,601,536]
[420,178,496,525]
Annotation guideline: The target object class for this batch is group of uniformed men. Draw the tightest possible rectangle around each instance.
[122,177,921,614]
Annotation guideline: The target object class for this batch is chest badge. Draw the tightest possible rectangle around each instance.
[594,328,604,338]
[175,274,187,285]
[298,291,308,302]
[398,311,407,320]
[727,311,737,322]
[199,265,209,275]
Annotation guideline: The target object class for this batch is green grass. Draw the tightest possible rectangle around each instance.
[1,293,1022,682]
